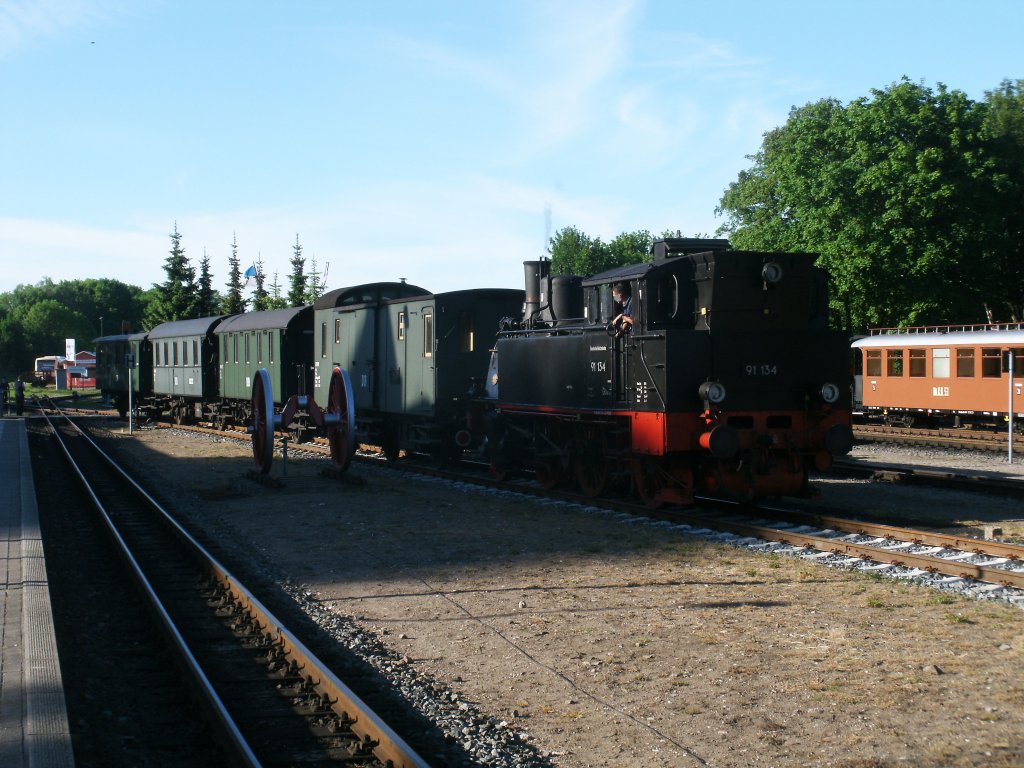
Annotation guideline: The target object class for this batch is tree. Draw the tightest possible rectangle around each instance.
[716,78,1024,330]
[224,233,246,315]
[267,271,288,310]
[251,256,271,312]
[287,234,306,307]
[196,249,220,317]
[145,224,197,328]
[19,299,93,361]
[306,255,326,303]
[549,226,656,276]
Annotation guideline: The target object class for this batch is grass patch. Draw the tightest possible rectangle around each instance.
[946,612,976,625]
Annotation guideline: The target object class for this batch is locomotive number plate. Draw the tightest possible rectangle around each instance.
[744,364,778,376]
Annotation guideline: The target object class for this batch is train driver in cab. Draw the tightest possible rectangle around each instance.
[611,282,633,337]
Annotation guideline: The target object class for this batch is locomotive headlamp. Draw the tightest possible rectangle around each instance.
[820,382,840,404]
[761,261,783,284]
[698,381,727,404]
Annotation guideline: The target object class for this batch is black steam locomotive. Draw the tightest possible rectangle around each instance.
[481,238,853,506]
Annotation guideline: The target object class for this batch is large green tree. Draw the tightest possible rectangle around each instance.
[145,225,198,328]
[549,227,659,276]
[716,78,1024,330]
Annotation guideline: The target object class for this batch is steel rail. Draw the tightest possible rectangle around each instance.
[752,504,1024,561]
[41,408,262,768]
[146,418,1024,589]
[49,408,430,768]
[671,510,1024,589]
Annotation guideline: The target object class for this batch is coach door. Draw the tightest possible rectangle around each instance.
[333,308,376,411]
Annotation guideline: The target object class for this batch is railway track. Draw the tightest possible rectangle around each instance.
[121,414,1024,600]
[39,402,429,768]
[855,422,1024,452]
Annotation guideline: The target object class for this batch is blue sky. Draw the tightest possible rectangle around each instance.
[1,0,1021,298]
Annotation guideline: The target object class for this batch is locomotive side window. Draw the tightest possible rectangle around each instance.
[866,349,881,376]
[459,310,475,352]
[651,275,680,322]
[932,348,950,378]
[423,311,434,358]
[909,349,926,377]
[886,349,903,376]
[982,348,1001,377]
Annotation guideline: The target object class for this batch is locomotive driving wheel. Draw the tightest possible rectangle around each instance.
[574,445,608,497]
[326,367,356,472]
[534,460,564,490]
[251,368,275,474]
[632,457,666,509]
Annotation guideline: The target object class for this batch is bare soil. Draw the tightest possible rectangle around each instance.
[95,424,1024,767]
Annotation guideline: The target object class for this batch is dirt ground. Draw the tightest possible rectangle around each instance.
[94,424,1024,767]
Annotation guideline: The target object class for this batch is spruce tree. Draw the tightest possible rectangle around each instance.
[306,254,326,302]
[224,233,246,314]
[196,249,220,317]
[251,255,270,311]
[287,234,306,307]
[145,224,197,328]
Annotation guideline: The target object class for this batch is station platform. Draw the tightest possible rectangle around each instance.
[0,419,74,766]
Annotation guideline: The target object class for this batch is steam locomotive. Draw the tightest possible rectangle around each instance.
[95,237,853,505]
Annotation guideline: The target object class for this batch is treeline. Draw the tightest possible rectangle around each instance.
[146,226,327,327]
[0,227,326,376]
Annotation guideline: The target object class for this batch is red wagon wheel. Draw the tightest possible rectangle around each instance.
[251,368,275,474]
[326,367,356,472]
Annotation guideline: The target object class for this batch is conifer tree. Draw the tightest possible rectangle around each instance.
[251,255,270,311]
[145,223,197,328]
[306,254,326,302]
[224,233,246,314]
[287,234,306,307]
[196,249,220,317]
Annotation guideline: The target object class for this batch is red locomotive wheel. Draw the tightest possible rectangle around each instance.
[327,367,356,472]
[574,454,608,497]
[534,461,563,490]
[251,368,275,474]
[632,458,666,509]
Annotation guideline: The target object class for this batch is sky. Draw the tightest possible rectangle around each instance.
[1,0,1022,299]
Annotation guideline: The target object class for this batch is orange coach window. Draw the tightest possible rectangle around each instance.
[886,349,904,376]
[866,350,881,376]
[909,349,926,377]
[982,348,1002,378]
[932,348,950,378]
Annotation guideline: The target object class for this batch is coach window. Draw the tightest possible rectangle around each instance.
[865,349,881,376]
[886,349,903,376]
[245,333,250,364]
[268,332,274,364]
[459,310,475,352]
[932,348,950,378]
[908,349,926,377]
[182,340,189,366]
[398,311,406,341]
[193,339,199,366]
[257,332,263,364]
[173,341,179,366]
[982,348,1002,377]
[423,311,433,358]
[321,322,327,357]
[155,343,161,367]
[233,334,239,364]
[334,318,341,345]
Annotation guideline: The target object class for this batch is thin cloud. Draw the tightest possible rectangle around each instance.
[0,0,119,56]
